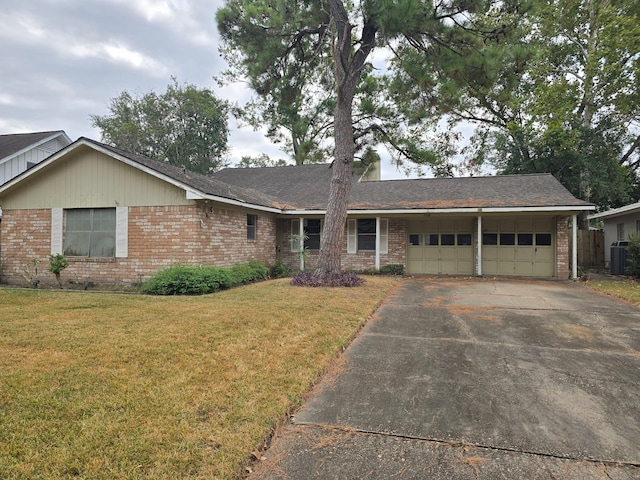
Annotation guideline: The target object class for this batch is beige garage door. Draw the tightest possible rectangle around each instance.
[407,219,474,275]
[481,218,555,277]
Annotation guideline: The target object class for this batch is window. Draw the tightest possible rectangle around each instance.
[482,233,498,245]
[357,219,376,251]
[500,233,516,245]
[247,214,257,240]
[457,233,473,246]
[304,219,321,250]
[536,233,552,246]
[347,218,388,253]
[63,208,116,257]
[426,234,439,246]
[617,223,625,241]
[441,234,455,246]
[518,233,533,246]
[409,234,421,246]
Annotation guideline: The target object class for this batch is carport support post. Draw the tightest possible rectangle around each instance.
[375,217,381,270]
[477,215,482,276]
[299,217,305,271]
[572,214,578,280]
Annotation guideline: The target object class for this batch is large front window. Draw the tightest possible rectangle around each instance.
[63,208,116,257]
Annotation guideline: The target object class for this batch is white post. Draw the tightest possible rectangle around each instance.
[299,217,305,271]
[477,215,482,277]
[375,217,381,270]
[572,214,578,280]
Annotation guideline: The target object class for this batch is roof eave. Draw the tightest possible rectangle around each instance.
[588,202,640,220]
[186,190,281,213]
[282,205,596,216]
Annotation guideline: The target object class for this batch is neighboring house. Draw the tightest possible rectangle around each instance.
[588,202,640,266]
[0,131,72,185]
[0,137,594,286]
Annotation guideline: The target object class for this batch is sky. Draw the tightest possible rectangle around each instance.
[0,0,415,179]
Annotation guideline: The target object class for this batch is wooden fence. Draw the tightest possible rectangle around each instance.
[573,230,605,268]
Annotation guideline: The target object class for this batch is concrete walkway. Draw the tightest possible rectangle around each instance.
[250,278,640,479]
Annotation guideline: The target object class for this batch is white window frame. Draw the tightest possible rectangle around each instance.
[247,214,258,240]
[51,207,128,258]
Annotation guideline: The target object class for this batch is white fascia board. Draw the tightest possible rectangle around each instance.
[588,202,640,220]
[284,205,595,216]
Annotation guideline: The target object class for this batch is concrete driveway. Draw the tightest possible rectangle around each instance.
[250,278,640,479]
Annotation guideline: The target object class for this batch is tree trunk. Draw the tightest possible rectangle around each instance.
[315,95,355,275]
[314,0,377,277]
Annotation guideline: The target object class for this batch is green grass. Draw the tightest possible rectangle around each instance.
[583,278,640,305]
[0,277,397,479]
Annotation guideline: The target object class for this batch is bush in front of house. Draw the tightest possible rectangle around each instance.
[269,260,291,279]
[290,271,365,287]
[228,260,269,285]
[350,264,405,276]
[141,261,269,295]
[625,233,640,279]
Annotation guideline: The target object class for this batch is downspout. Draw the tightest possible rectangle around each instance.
[572,214,578,280]
[477,215,482,276]
[375,217,381,270]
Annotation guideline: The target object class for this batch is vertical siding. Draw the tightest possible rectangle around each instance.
[1,148,190,209]
[0,137,69,184]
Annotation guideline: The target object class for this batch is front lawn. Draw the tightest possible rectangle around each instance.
[583,277,640,305]
[0,277,397,479]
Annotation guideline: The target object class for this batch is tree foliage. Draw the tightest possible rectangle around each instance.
[216,0,454,171]
[391,0,640,210]
[91,78,231,174]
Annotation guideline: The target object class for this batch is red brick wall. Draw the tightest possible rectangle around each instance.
[277,217,406,272]
[556,216,570,279]
[0,206,276,286]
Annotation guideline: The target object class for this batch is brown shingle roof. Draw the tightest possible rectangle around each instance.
[6,138,590,212]
[213,164,592,211]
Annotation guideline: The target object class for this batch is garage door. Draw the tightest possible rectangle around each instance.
[407,219,474,275]
[481,218,555,277]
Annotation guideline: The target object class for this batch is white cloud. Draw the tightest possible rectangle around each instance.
[109,0,217,46]
[69,41,169,76]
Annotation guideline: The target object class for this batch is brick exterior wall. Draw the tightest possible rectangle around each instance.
[0,205,276,287]
[277,217,406,272]
[556,215,570,279]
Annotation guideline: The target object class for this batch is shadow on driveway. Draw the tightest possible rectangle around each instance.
[250,278,640,479]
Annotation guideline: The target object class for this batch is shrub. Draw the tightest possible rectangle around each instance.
[141,265,232,295]
[350,264,404,276]
[291,271,365,287]
[269,260,290,279]
[48,253,69,289]
[379,264,404,276]
[141,261,269,295]
[228,261,269,285]
[625,233,640,278]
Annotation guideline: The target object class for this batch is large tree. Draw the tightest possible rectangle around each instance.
[391,0,640,212]
[91,78,230,174]
[217,0,526,275]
